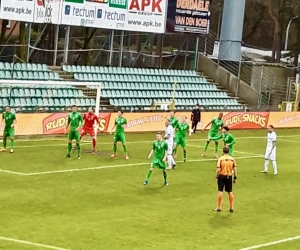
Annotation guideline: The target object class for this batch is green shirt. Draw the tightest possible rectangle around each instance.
[115,117,127,133]
[2,112,16,129]
[210,118,224,134]
[175,122,189,138]
[170,117,178,128]
[212,133,236,148]
[68,112,83,132]
[153,140,168,159]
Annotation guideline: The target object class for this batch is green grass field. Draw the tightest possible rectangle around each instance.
[0,129,300,250]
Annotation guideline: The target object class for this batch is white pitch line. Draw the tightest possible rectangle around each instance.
[280,139,300,143]
[239,235,300,250]
[189,144,264,157]
[0,169,26,175]
[23,155,260,176]
[0,236,71,250]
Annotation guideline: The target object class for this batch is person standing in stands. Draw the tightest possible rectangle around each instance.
[190,104,201,133]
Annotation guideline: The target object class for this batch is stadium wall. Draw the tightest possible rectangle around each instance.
[4,112,300,136]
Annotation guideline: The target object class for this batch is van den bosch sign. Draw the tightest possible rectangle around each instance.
[166,0,210,34]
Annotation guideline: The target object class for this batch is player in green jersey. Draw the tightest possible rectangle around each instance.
[210,126,236,156]
[169,111,179,128]
[144,132,168,186]
[65,105,83,159]
[201,112,224,158]
[110,111,129,159]
[173,116,189,162]
[0,106,16,153]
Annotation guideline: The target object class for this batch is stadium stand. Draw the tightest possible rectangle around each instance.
[63,65,245,111]
[0,63,245,112]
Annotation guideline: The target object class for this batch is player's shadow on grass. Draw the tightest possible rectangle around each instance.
[209,213,233,228]
[140,184,166,194]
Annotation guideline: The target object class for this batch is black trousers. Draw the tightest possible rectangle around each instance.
[191,120,199,133]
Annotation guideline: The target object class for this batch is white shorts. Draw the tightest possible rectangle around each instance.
[265,147,276,161]
[167,141,173,155]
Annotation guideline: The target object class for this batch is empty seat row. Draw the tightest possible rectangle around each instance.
[64,65,198,77]
[74,73,206,84]
[0,62,49,72]
[0,71,61,80]
[0,88,84,98]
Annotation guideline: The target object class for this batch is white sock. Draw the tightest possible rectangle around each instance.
[171,156,176,165]
[272,161,278,174]
[264,160,269,171]
[167,155,172,169]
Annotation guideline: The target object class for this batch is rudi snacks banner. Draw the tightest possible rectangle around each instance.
[1,112,300,136]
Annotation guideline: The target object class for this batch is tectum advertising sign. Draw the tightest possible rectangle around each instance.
[0,0,167,33]
[61,0,127,29]
[127,0,167,33]
[166,0,211,34]
[0,0,35,22]
[34,0,63,24]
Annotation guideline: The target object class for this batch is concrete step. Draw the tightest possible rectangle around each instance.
[48,66,62,71]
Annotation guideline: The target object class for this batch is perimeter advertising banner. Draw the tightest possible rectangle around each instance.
[60,0,127,29]
[3,112,300,136]
[166,0,210,34]
[34,0,63,24]
[127,0,167,33]
[0,0,35,22]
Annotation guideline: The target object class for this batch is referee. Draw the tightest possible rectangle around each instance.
[190,104,201,133]
[214,147,237,213]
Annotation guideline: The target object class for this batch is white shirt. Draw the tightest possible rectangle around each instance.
[165,125,174,143]
[267,131,277,148]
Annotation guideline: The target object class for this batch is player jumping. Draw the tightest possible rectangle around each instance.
[144,132,169,186]
[110,111,129,159]
[65,105,83,159]
[261,125,278,175]
[201,112,224,157]
[73,107,99,152]
[210,126,236,156]
[0,106,16,153]
[173,116,189,162]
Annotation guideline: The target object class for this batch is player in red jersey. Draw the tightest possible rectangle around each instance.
[73,107,99,152]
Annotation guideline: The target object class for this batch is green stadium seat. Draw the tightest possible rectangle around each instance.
[4,62,11,70]
[42,64,49,72]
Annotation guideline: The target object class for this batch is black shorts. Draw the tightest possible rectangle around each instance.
[218,175,233,193]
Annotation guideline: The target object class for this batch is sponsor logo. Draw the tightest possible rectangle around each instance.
[223,112,270,129]
[109,0,127,9]
[42,113,111,134]
[129,0,163,15]
[35,0,58,22]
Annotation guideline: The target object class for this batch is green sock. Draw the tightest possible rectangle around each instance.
[10,139,14,149]
[204,141,209,152]
[113,144,117,154]
[215,143,219,154]
[77,143,81,156]
[123,145,127,154]
[183,149,186,158]
[3,138,7,148]
[163,171,168,182]
[146,169,153,181]
[67,143,72,155]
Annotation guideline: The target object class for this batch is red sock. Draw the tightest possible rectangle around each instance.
[92,139,96,149]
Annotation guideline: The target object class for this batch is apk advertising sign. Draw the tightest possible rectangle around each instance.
[166,0,211,34]
[0,0,35,22]
[60,0,127,29]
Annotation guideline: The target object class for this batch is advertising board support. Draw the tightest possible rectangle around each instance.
[119,30,124,67]
[108,30,114,66]
[26,23,32,63]
[184,39,189,70]
[63,26,70,64]
[193,36,199,71]
[53,25,59,66]
[236,50,242,97]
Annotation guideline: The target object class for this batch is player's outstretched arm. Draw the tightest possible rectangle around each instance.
[148,149,154,159]
[202,122,212,132]
[210,134,223,141]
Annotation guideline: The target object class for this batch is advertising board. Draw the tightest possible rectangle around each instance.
[166,0,210,34]
[61,0,127,29]
[34,0,63,24]
[0,0,35,22]
[2,112,300,136]
[126,0,167,33]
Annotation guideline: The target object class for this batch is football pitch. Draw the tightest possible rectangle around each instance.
[0,129,300,250]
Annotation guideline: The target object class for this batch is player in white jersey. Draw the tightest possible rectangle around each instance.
[164,119,176,170]
[261,125,278,175]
